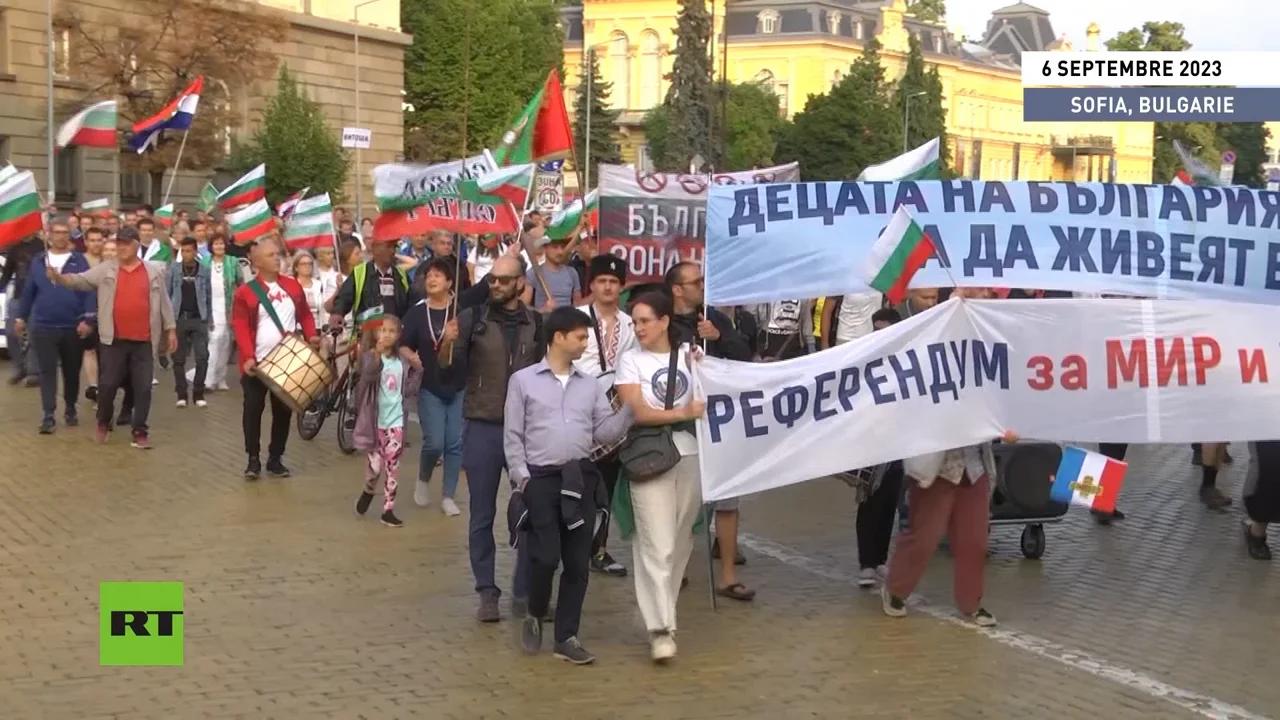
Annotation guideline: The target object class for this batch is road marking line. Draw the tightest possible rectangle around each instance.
[739,533,1269,720]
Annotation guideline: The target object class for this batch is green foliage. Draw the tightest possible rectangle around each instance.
[1105,21,1192,52]
[649,0,716,171]
[1217,122,1271,188]
[573,49,622,184]
[229,66,349,205]
[893,34,951,176]
[402,0,563,162]
[721,82,782,171]
[774,39,901,179]
[906,0,946,22]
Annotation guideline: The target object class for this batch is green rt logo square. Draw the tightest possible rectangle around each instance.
[99,582,184,666]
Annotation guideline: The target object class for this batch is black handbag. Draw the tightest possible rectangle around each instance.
[617,344,683,481]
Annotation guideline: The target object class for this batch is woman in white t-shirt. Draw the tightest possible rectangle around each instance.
[291,251,327,331]
[615,291,706,664]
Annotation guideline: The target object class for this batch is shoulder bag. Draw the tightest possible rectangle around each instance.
[617,344,683,481]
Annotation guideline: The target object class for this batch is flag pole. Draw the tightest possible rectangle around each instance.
[161,131,190,208]
[112,148,121,210]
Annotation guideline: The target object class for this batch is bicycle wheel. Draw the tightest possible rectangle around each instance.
[296,390,330,440]
[335,377,357,455]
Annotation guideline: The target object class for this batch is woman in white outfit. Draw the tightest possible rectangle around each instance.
[615,291,706,664]
[291,251,327,331]
[203,233,240,390]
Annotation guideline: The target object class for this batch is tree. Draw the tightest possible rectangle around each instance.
[572,49,622,185]
[1217,122,1270,188]
[894,34,951,176]
[402,0,563,162]
[649,0,716,171]
[646,82,782,172]
[774,39,901,179]
[65,0,286,185]
[228,66,349,206]
[906,0,946,23]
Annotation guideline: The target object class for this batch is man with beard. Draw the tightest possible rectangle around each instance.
[439,255,544,623]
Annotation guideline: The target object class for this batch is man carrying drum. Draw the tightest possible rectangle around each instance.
[231,241,320,480]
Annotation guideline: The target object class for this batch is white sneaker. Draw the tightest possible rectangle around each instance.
[650,632,677,663]
[968,608,998,627]
[195,399,208,408]
[152,377,159,386]
[875,565,889,582]
[442,497,461,516]
[856,567,877,588]
[216,382,229,391]
[414,479,431,507]
[175,399,187,408]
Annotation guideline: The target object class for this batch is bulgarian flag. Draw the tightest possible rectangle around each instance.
[857,137,942,182]
[56,100,118,149]
[81,198,113,218]
[545,189,598,241]
[863,205,936,304]
[154,203,175,228]
[492,70,574,166]
[277,187,310,218]
[283,193,335,250]
[217,164,266,210]
[0,171,44,250]
[1172,140,1222,186]
[473,163,536,207]
[226,197,275,245]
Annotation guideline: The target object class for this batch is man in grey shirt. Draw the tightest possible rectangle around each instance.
[521,236,582,311]
[504,307,631,665]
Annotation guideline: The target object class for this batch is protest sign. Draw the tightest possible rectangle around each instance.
[703,180,1280,305]
[695,298,1280,501]
[372,155,519,237]
[600,162,800,284]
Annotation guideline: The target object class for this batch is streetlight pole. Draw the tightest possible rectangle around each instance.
[46,0,55,205]
[585,47,592,192]
[353,0,380,225]
[903,90,926,154]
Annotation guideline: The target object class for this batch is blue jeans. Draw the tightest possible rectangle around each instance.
[463,419,530,597]
[417,389,463,498]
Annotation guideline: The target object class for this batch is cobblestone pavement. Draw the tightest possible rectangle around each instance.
[0,375,1277,720]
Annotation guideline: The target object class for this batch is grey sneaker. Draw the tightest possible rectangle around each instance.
[969,608,998,627]
[856,567,877,588]
[477,589,500,623]
[520,615,542,655]
[881,584,906,617]
[511,596,528,619]
[1200,486,1232,510]
[553,636,596,665]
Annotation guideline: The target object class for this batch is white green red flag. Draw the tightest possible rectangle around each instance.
[81,198,113,218]
[862,205,936,304]
[0,171,44,250]
[492,70,574,167]
[226,197,275,245]
[1172,140,1222,186]
[154,203,175,228]
[372,156,520,238]
[217,164,266,210]
[474,164,536,207]
[545,189,598,241]
[56,100,118,150]
[277,187,310,218]
[283,193,335,250]
[857,137,942,182]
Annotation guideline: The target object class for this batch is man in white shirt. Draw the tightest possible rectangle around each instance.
[824,291,883,347]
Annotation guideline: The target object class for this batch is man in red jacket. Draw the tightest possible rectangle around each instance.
[231,239,320,480]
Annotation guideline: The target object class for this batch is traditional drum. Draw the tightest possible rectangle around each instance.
[255,335,333,413]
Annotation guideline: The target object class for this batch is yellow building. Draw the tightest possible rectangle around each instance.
[562,0,1153,184]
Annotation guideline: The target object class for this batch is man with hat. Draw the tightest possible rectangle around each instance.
[573,254,636,577]
[328,238,412,325]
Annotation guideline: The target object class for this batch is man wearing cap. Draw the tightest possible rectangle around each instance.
[573,254,636,577]
[328,238,411,325]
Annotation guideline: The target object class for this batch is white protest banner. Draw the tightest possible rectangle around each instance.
[696,298,1280,501]
[371,154,519,237]
[704,180,1280,306]
[600,162,800,284]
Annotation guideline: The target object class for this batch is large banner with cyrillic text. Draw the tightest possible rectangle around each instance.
[599,162,800,285]
[703,180,1280,305]
[695,298,1280,501]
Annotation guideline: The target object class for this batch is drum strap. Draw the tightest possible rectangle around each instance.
[249,280,287,336]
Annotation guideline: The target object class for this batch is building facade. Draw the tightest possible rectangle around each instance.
[0,0,408,219]
[562,0,1154,184]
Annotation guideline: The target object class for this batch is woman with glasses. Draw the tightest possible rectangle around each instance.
[292,251,327,331]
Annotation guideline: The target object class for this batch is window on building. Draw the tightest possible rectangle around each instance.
[609,31,629,110]
[828,11,842,35]
[638,144,653,173]
[210,78,234,159]
[776,82,789,117]
[0,136,9,164]
[52,24,71,78]
[120,153,146,206]
[758,10,779,34]
[854,20,864,40]
[639,31,661,109]
[1012,143,1021,181]
[933,34,943,53]
[54,147,81,204]
[970,139,983,179]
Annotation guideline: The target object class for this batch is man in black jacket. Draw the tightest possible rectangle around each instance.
[3,234,46,386]
[664,261,756,601]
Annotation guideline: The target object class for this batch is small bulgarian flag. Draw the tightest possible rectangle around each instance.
[154,203,175,228]
[226,197,275,245]
[0,171,45,250]
[283,193,335,250]
[858,137,942,182]
[81,198,113,218]
[863,205,936,304]
[217,164,267,210]
[56,100,118,149]
[474,163,536,207]
[545,189,598,241]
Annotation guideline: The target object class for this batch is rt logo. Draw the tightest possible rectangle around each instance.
[99,582,184,666]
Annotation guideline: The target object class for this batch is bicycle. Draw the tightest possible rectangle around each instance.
[296,326,359,454]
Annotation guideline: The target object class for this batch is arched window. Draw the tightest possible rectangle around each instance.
[757,10,779,34]
[755,69,787,117]
[828,11,842,35]
[639,30,661,109]
[608,31,630,110]
[208,78,235,158]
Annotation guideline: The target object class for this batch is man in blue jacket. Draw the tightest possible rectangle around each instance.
[14,219,95,434]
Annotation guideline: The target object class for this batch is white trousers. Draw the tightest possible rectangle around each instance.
[206,321,233,387]
[630,454,703,634]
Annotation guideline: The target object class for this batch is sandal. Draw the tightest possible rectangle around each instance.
[716,583,756,602]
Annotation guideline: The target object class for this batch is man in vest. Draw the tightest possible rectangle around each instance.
[328,238,411,325]
[439,255,544,623]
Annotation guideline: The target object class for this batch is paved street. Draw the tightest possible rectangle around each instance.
[0,374,1277,720]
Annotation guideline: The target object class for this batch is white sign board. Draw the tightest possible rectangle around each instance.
[341,127,372,149]
[1218,163,1235,185]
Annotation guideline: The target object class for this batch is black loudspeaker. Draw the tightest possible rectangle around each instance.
[991,442,1069,522]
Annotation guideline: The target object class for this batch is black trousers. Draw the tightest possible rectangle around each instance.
[856,463,903,569]
[526,464,597,644]
[590,455,621,556]
[242,374,291,460]
[98,340,153,433]
[30,326,83,421]
[173,316,209,399]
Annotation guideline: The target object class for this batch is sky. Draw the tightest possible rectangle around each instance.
[945,0,1280,52]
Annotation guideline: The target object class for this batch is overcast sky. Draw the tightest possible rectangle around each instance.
[945,0,1279,51]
